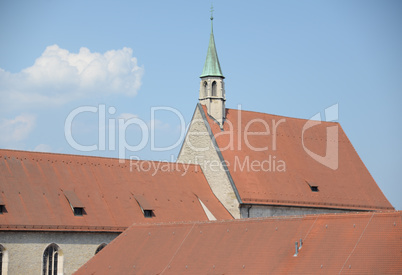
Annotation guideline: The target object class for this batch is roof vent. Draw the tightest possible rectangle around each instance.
[293,241,299,257]
[63,190,85,216]
[134,195,154,218]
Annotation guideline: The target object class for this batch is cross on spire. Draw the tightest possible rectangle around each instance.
[210,4,214,20]
[201,3,223,79]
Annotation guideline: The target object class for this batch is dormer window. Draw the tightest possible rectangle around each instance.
[143,210,153,218]
[73,207,84,216]
[306,181,319,192]
[63,190,85,216]
[0,196,5,214]
[134,195,154,218]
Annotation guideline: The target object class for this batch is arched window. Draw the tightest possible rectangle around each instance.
[0,245,2,275]
[95,243,107,255]
[0,244,7,275]
[211,81,217,96]
[203,81,208,97]
[43,244,62,275]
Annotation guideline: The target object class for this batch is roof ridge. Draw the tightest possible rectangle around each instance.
[124,210,400,229]
[224,107,340,125]
[0,148,201,168]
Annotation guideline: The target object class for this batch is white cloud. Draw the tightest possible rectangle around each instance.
[0,114,36,144]
[117,113,170,130]
[0,45,144,111]
[34,144,52,153]
[118,113,138,121]
[148,119,170,131]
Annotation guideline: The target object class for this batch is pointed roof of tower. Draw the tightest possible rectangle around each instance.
[200,9,224,78]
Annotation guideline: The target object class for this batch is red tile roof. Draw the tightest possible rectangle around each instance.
[0,149,232,232]
[202,106,393,210]
[76,211,402,274]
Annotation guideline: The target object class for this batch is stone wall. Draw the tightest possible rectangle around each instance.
[0,231,119,274]
[178,105,240,218]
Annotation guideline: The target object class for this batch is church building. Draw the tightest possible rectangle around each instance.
[177,13,393,218]
[0,10,398,275]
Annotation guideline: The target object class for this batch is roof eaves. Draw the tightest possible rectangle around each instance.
[240,199,394,211]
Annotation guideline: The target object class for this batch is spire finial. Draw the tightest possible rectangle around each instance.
[201,3,223,79]
[210,4,214,21]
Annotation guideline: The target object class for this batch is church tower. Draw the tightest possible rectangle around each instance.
[199,9,226,127]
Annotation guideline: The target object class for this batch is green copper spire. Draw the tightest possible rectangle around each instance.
[200,5,224,78]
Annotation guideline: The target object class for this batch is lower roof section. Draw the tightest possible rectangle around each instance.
[76,211,402,274]
[0,149,232,232]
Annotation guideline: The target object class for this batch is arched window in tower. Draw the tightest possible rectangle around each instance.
[203,81,208,97]
[43,244,62,275]
[211,81,217,97]
[95,243,107,255]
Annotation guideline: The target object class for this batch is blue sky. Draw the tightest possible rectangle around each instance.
[0,0,401,209]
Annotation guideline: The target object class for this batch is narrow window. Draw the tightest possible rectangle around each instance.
[0,244,8,275]
[95,243,107,255]
[211,81,217,96]
[43,244,60,275]
[203,81,208,97]
[0,245,3,275]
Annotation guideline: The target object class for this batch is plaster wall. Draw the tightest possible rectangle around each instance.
[0,231,119,275]
[240,204,354,218]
